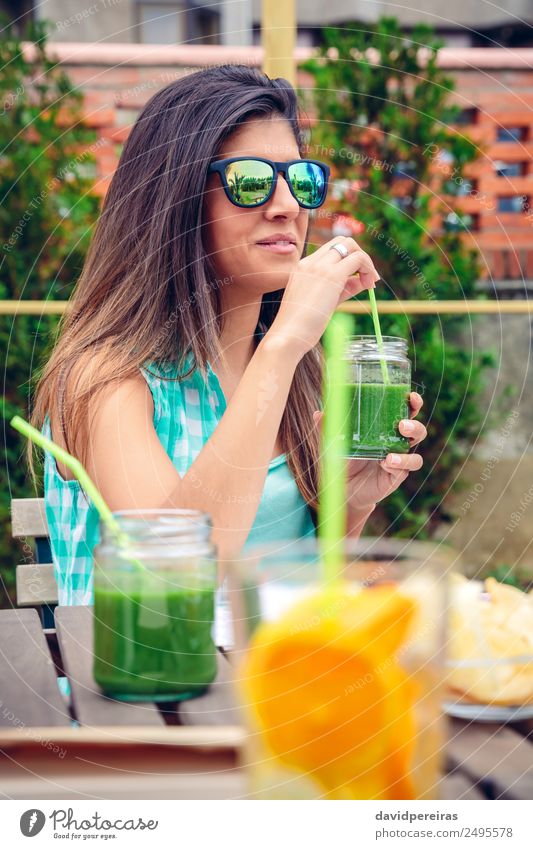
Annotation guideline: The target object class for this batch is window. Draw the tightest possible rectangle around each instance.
[496,126,528,143]
[392,196,413,212]
[392,161,417,180]
[455,108,477,126]
[497,196,528,213]
[443,212,478,232]
[436,150,454,166]
[137,3,185,44]
[494,161,525,177]
[195,10,219,45]
[444,178,477,197]
[296,30,316,47]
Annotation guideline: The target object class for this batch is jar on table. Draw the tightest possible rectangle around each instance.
[344,335,412,460]
[93,509,217,702]
[228,537,447,800]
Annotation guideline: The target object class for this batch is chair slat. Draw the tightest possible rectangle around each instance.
[11,497,48,538]
[16,563,58,606]
[55,605,164,728]
[0,609,70,727]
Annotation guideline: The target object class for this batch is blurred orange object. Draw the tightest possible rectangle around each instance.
[240,583,420,799]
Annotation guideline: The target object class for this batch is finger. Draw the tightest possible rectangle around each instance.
[304,236,353,263]
[399,419,427,446]
[340,249,380,289]
[339,236,364,252]
[380,452,423,473]
[319,235,363,256]
[322,237,379,288]
[338,274,372,302]
[409,392,423,419]
[377,466,409,487]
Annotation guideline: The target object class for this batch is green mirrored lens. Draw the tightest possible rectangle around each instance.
[225,160,274,206]
[287,162,326,207]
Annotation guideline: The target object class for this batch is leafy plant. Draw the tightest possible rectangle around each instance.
[301,18,497,537]
[0,19,100,605]
[484,564,532,593]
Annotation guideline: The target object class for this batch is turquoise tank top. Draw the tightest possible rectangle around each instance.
[43,357,316,606]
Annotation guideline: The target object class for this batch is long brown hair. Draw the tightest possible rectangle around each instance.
[30,64,322,511]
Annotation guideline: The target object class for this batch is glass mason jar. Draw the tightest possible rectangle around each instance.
[93,509,218,702]
[228,538,449,800]
[344,335,411,459]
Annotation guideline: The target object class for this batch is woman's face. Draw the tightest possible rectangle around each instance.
[202,115,309,297]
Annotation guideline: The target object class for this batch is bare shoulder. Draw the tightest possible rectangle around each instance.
[49,351,153,480]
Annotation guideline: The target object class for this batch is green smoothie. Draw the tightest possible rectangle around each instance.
[346,382,410,459]
[93,577,217,701]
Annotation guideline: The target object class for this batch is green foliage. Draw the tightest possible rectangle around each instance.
[0,19,100,605]
[301,18,495,537]
[483,564,531,592]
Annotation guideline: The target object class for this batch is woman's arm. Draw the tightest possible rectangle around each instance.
[346,503,376,538]
[77,235,380,561]
[166,333,305,559]
[79,334,303,563]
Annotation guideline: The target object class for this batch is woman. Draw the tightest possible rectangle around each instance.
[30,64,425,606]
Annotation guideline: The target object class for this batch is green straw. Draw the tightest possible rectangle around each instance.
[318,312,352,583]
[368,287,390,385]
[10,415,146,569]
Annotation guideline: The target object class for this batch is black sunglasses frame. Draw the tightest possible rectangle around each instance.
[207,156,330,209]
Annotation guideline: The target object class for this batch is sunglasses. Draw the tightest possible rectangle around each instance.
[207,156,330,209]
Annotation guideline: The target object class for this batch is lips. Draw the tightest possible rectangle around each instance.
[255,241,297,254]
[255,232,297,246]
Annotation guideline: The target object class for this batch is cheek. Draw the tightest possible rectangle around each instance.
[204,201,227,254]
[203,218,249,277]
[206,204,252,254]
[299,213,310,243]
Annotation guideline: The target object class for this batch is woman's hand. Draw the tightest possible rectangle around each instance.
[268,236,380,359]
[313,391,426,511]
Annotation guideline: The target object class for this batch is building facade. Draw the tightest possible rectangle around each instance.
[4,0,533,46]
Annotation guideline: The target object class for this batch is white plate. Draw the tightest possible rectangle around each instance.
[443,700,533,723]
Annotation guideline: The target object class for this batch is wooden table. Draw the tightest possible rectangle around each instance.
[0,607,532,800]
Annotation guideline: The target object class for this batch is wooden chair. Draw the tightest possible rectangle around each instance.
[11,497,57,627]
[11,497,455,633]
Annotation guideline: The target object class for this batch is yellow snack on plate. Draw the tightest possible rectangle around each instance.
[448,573,533,705]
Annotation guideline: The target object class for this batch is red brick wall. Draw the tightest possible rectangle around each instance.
[30,43,533,282]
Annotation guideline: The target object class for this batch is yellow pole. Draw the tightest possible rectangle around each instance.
[0,300,69,315]
[3,300,533,316]
[337,300,533,315]
[261,0,296,86]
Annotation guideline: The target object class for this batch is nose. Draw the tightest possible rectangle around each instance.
[263,171,300,219]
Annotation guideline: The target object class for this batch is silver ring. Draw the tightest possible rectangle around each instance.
[329,242,349,258]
